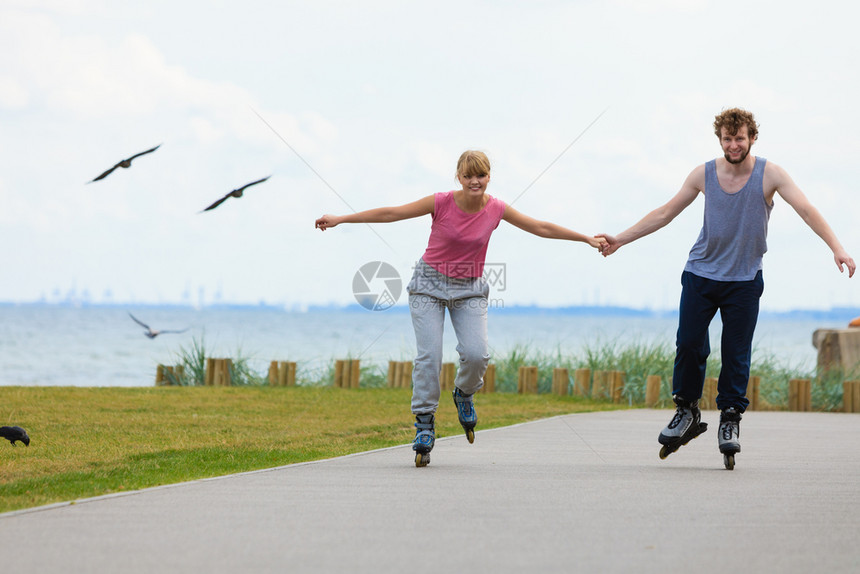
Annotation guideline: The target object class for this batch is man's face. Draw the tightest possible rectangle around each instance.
[720,124,754,165]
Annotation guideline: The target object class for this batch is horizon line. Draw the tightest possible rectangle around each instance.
[1,300,858,319]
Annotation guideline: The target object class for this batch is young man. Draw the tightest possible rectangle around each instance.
[598,108,855,468]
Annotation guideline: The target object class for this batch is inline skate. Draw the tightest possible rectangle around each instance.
[452,387,477,444]
[413,413,435,467]
[718,407,742,470]
[659,396,708,459]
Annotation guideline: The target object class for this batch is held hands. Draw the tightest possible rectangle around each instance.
[589,236,609,251]
[595,233,620,257]
[314,214,341,231]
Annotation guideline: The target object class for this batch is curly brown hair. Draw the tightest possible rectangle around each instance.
[713,108,759,140]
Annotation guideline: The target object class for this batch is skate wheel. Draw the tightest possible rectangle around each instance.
[415,452,430,467]
[659,445,670,459]
[723,454,735,470]
[466,429,474,444]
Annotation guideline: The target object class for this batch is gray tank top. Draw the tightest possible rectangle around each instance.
[684,156,773,281]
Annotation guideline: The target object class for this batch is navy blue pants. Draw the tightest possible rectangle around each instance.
[672,270,764,413]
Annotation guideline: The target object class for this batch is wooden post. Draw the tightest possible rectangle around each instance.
[275,361,296,386]
[645,375,662,407]
[387,361,413,388]
[155,364,186,386]
[268,361,279,385]
[277,361,295,386]
[518,366,538,394]
[574,368,591,397]
[212,360,223,387]
[388,361,398,388]
[440,362,456,391]
[215,359,223,386]
[205,358,216,386]
[349,359,361,388]
[591,370,608,399]
[701,377,717,410]
[480,364,496,393]
[277,362,287,386]
[334,360,345,388]
[846,380,860,413]
[789,379,811,411]
[853,381,860,414]
[552,368,570,396]
[610,371,625,404]
[221,359,232,386]
[789,379,798,411]
[212,360,221,386]
[746,375,761,411]
[400,362,413,388]
[854,381,860,414]
[333,359,360,388]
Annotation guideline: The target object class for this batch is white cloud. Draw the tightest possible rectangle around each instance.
[0,76,28,109]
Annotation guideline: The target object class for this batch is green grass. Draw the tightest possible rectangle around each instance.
[0,386,620,514]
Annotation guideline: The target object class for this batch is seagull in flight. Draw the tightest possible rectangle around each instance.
[89,144,161,183]
[201,176,271,212]
[128,312,189,339]
[0,426,30,447]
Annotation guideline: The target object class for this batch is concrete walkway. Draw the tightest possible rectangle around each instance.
[2,409,859,573]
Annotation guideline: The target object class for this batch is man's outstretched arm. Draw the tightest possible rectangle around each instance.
[598,164,705,256]
[767,163,855,277]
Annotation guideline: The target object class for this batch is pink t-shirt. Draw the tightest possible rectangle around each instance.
[421,191,507,278]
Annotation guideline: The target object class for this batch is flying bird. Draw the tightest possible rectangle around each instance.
[128,312,189,339]
[201,176,271,212]
[0,426,30,447]
[89,144,161,183]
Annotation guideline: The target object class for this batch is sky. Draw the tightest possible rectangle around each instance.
[2,0,858,312]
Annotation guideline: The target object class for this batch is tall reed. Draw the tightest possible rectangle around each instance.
[169,336,266,386]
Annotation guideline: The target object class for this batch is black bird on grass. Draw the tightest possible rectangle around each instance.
[201,175,271,212]
[128,312,189,339]
[89,144,161,183]
[0,426,30,447]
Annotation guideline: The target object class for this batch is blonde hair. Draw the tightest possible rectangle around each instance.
[456,150,491,178]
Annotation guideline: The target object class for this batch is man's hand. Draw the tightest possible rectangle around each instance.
[595,233,620,257]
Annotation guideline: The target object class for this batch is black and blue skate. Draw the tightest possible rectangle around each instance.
[718,407,742,470]
[452,387,477,444]
[658,397,708,460]
[412,413,435,467]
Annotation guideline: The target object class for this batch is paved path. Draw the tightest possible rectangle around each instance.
[2,409,859,573]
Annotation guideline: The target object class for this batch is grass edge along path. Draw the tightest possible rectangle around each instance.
[0,386,623,514]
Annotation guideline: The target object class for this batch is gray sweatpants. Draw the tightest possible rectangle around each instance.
[407,259,491,414]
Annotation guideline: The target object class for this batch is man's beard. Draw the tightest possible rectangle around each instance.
[724,148,750,164]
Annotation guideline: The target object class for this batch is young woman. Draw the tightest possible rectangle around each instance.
[315,150,604,466]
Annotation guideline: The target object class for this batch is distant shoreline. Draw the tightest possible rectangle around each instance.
[2,301,858,322]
